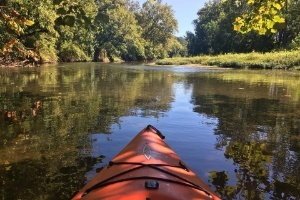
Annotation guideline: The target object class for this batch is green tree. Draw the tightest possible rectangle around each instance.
[54,0,98,62]
[137,0,178,60]
[0,0,99,65]
[229,0,286,35]
[166,37,187,58]
[185,31,203,56]
[278,0,300,48]
[187,1,274,55]
[0,1,38,65]
[95,0,145,62]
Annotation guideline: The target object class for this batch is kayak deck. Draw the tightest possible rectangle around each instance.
[72,125,221,200]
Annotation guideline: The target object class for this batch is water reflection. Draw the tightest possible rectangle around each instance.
[0,64,300,199]
[188,72,300,199]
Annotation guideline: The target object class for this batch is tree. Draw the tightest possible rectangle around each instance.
[166,37,187,58]
[277,0,300,48]
[186,1,274,55]
[228,0,286,35]
[185,31,202,56]
[54,0,98,61]
[149,0,285,35]
[137,0,178,60]
[0,1,37,65]
[95,0,145,62]
[0,0,100,65]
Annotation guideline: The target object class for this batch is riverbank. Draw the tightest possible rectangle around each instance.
[2,50,300,70]
[156,50,300,70]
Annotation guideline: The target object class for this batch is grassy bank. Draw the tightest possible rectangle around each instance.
[156,50,300,70]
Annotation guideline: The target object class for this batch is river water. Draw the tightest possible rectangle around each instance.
[0,63,300,200]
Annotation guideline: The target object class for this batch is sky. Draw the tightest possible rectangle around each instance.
[136,0,207,37]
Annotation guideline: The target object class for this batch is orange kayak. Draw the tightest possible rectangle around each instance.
[72,125,221,200]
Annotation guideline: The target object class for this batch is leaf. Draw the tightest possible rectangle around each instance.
[270,8,278,15]
[248,0,255,5]
[8,20,19,31]
[258,27,267,35]
[7,39,17,48]
[25,20,34,26]
[233,23,242,32]
[273,15,285,23]
[277,18,285,23]
[233,17,244,32]
[273,3,282,10]
[266,20,275,29]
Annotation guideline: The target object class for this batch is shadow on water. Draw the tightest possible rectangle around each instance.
[0,63,300,199]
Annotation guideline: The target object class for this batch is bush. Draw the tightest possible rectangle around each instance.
[36,34,58,63]
[58,42,90,62]
[156,50,300,70]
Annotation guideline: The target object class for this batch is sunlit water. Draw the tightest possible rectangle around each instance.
[1,63,300,199]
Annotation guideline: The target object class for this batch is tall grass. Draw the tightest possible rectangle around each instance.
[156,50,300,70]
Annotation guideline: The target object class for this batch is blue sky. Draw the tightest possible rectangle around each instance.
[136,0,207,37]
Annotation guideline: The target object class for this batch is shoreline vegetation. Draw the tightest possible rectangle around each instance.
[1,50,300,70]
[156,50,300,70]
[2,1,300,71]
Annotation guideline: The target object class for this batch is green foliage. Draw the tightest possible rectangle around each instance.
[94,0,179,61]
[283,0,300,48]
[55,15,76,27]
[0,2,36,63]
[1,0,300,65]
[187,0,276,56]
[225,0,286,35]
[156,50,300,70]
[95,1,146,61]
[166,37,187,58]
[53,0,98,27]
[137,0,178,60]
[36,34,58,63]
[58,42,89,62]
[0,0,98,65]
[291,33,300,50]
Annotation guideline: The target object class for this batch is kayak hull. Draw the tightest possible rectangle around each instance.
[72,125,220,200]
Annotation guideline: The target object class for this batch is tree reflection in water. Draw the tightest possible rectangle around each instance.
[0,64,300,199]
[189,72,300,199]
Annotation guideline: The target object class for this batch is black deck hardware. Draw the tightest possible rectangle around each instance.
[147,125,165,139]
[179,161,190,172]
[145,180,159,189]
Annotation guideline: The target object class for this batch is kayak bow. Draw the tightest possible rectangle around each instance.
[72,125,221,200]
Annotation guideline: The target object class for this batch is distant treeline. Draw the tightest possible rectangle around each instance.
[185,0,300,56]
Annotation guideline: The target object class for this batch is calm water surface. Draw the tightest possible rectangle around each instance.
[0,63,300,200]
